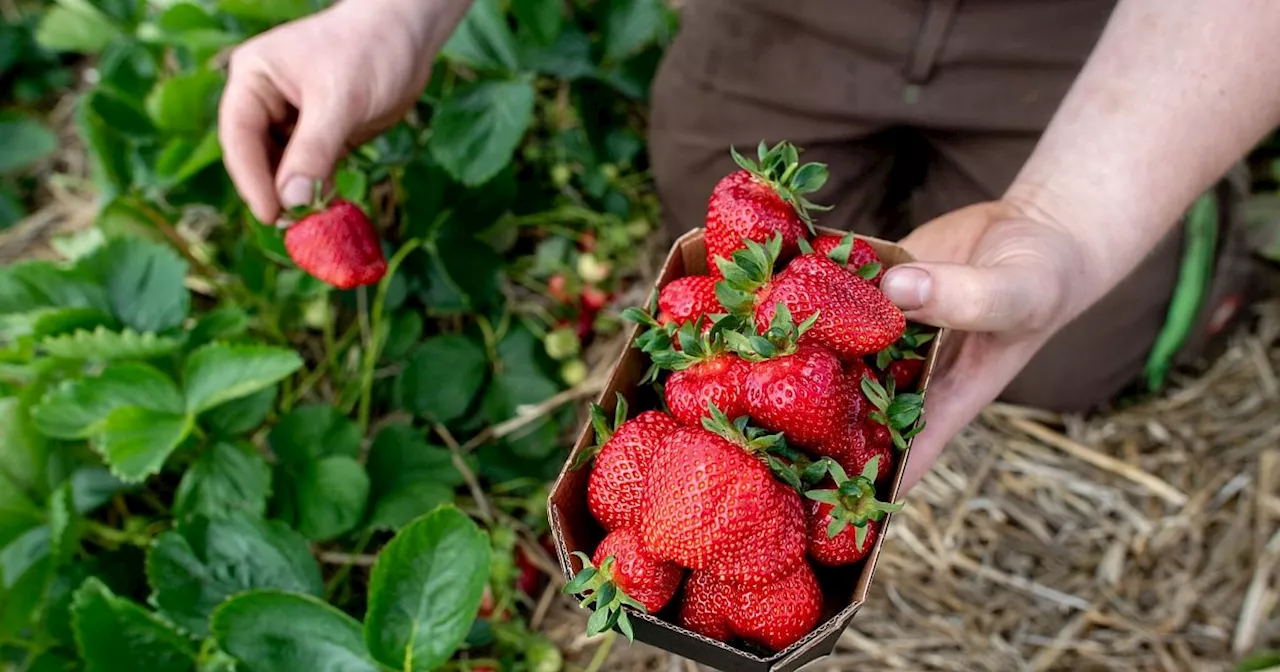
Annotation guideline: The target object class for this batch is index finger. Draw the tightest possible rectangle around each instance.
[218,67,285,225]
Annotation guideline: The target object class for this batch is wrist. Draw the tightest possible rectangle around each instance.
[332,0,473,51]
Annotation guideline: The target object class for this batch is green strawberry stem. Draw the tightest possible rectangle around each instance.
[568,393,629,470]
[564,551,646,643]
[859,374,926,451]
[873,323,937,369]
[804,456,903,544]
[722,302,818,362]
[284,179,339,219]
[713,235,785,318]
[729,141,834,232]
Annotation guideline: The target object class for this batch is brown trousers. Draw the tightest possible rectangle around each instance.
[647,0,1256,412]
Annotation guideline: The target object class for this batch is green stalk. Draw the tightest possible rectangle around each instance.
[357,238,422,434]
[1144,191,1219,391]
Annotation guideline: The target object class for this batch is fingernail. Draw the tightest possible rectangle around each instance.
[881,266,931,311]
[279,176,314,210]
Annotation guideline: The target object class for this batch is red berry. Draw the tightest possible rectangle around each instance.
[284,199,386,289]
[658,276,721,327]
[590,527,684,614]
[582,285,610,312]
[548,273,572,303]
[585,403,682,532]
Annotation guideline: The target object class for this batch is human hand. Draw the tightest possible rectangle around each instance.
[218,0,471,225]
[877,200,1091,493]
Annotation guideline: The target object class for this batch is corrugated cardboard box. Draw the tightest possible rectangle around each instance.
[549,226,946,671]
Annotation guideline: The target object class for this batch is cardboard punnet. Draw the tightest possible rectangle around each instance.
[548,226,946,672]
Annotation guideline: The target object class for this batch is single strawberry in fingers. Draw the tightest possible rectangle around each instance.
[283,188,386,289]
[705,141,830,276]
[658,275,722,328]
[729,559,823,652]
[565,528,684,641]
[718,236,906,360]
[641,405,807,587]
[805,456,902,566]
[578,394,681,532]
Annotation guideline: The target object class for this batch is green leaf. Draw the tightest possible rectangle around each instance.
[0,114,58,174]
[40,327,183,361]
[31,362,184,439]
[428,79,536,187]
[49,483,78,564]
[69,467,133,513]
[147,512,323,637]
[0,181,24,230]
[0,392,48,504]
[0,258,109,315]
[200,385,276,436]
[154,130,223,186]
[601,0,666,62]
[85,88,156,139]
[172,442,272,521]
[215,0,312,22]
[71,577,197,672]
[1,525,49,590]
[214,590,380,672]
[145,70,224,135]
[513,0,562,45]
[364,506,490,671]
[87,236,189,333]
[96,406,193,482]
[365,423,463,531]
[440,0,520,73]
[290,456,370,542]
[182,343,303,415]
[35,0,121,54]
[267,403,360,465]
[0,554,51,640]
[395,335,488,423]
[75,91,132,195]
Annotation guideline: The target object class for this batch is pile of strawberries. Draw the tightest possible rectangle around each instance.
[565,142,934,654]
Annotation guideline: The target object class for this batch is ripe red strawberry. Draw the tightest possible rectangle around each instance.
[843,357,877,386]
[658,275,722,327]
[718,236,906,361]
[677,570,735,642]
[565,528,684,641]
[885,359,925,390]
[640,407,806,587]
[859,374,927,452]
[578,395,681,532]
[804,456,902,567]
[729,560,823,652]
[582,285,610,312]
[705,142,829,277]
[644,319,751,428]
[726,307,862,456]
[811,233,885,285]
[677,563,823,653]
[872,324,936,391]
[284,197,386,289]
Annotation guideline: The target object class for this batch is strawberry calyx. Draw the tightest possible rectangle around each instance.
[568,393,629,470]
[563,551,646,643]
[701,403,785,458]
[804,456,903,544]
[873,323,936,370]
[859,375,926,451]
[283,179,339,220]
[722,303,818,362]
[822,232,883,281]
[729,141,833,232]
[713,235,784,318]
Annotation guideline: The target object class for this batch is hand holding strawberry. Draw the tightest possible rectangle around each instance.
[282,186,387,289]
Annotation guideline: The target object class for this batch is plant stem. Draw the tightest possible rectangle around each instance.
[584,632,617,672]
[357,239,421,434]
[323,530,373,601]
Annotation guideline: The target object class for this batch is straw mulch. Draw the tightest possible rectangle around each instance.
[542,293,1280,672]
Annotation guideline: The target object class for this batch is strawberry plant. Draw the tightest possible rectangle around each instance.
[1,0,676,670]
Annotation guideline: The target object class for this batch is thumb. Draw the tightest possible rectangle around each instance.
[274,99,355,217]
[879,260,1060,333]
